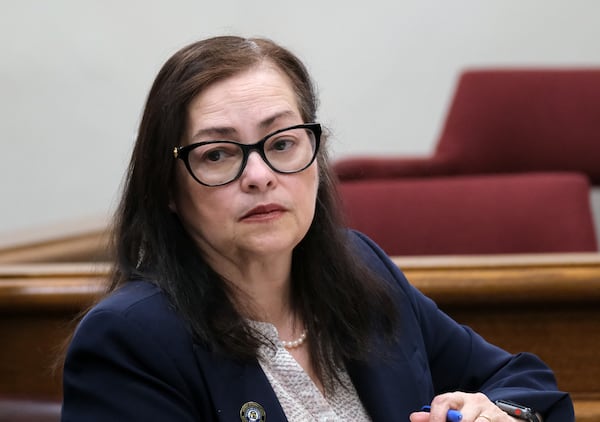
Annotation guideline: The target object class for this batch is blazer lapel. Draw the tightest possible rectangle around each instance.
[194,344,288,421]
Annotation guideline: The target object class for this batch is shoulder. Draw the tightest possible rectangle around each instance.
[65,280,202,396]
[63,282,210,419]
[88,280,172,318]
[347,229,389,259]
[85,280,180,326]
[346,229,413,291]
[71,280,194,360]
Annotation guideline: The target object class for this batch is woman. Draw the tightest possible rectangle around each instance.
[61,36,573,421]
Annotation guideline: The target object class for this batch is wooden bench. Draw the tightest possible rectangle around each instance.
[1,254,599,420]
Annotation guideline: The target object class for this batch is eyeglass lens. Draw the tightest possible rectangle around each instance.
[186,126,317,186]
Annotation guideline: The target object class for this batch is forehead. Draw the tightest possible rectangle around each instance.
[187,62,301,129]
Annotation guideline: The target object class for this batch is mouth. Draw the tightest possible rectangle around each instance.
[241,203,287,221]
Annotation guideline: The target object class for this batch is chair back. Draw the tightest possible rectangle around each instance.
[437,69,600,184]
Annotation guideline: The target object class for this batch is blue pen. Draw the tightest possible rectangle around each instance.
[421,405,463,422]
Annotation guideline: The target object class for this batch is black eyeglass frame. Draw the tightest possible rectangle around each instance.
[173,123,322,187]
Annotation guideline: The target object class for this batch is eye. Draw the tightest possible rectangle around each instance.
[191,143,240,165]
[205,149,227,162]
[270,138,295,152]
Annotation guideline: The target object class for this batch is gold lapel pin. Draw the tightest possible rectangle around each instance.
[240,401,266,422]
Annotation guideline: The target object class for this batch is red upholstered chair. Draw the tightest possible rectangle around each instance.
[334,68,600,185]
[338,172,598,256]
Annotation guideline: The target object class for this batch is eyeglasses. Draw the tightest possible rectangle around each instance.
[173,123,321,187]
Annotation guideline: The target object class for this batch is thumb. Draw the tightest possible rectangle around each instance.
[409,411,430,422]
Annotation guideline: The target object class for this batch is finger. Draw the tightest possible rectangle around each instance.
[429,392,465,421]
[408,411,430,422]
[431,391,466,410]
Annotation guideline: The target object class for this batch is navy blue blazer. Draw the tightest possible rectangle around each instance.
[62,231,574,421]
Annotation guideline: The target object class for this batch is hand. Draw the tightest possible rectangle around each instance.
[409,392,519,422]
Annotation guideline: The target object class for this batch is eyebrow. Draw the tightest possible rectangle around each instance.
[190,110,298,142]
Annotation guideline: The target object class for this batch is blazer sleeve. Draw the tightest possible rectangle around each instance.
[61,295,210,421]
[350,230,574,422]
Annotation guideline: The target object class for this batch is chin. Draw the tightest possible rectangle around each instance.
[244,231,304,255]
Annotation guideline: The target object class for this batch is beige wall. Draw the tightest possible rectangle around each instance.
[1,0,599,237]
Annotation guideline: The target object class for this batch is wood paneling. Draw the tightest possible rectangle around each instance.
[0,264,105,400]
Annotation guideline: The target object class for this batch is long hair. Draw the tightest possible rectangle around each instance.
[108,36,399,392]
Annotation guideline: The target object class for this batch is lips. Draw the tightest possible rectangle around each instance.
[241,203,286,220]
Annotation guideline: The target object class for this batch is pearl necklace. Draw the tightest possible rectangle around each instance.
[280,329,308,349]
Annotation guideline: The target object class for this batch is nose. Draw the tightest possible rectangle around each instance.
[239,151,276,191]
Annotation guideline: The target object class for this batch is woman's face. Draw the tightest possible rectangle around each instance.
[171,62,319,271]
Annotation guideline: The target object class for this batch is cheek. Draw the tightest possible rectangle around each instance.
[174,190,229,247]
[299,166,320,217]
[171,170,216,229]
[311,164,320,197]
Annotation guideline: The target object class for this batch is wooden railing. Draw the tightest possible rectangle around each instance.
[0,216,109,264]
[1,254,599,420]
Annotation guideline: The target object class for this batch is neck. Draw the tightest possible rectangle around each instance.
[207,251,295,324]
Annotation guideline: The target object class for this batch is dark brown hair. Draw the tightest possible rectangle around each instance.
[106,36,398,392]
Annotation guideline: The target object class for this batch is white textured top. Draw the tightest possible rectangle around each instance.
[250,321,372,421]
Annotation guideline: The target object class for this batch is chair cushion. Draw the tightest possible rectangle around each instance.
[338,172,598,255]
